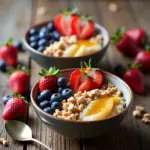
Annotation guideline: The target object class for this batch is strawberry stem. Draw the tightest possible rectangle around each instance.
[39,66,61,77]
[62,8,79,16]
[111,27,126,44]
[6,38,13,46]
[8,65,30,76]
[145,44,150,52]
[12,92,29,105]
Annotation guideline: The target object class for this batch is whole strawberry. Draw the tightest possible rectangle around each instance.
[122,64,144,95]
[133,45,150,71]
[112,28,139,57]
[2,93,28,120]
[0,38,18,66]
[9,65,30,95]
[39,67,61,93]
[126,28,146,46]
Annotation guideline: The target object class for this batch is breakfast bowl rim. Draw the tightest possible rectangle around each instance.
[23,20,110,59]
[30,68,133,124]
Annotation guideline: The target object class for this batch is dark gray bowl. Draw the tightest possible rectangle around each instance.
[31,69,133,139]
[23,21,110,69]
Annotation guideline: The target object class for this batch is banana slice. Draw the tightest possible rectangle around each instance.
[80,96,120,121]
[74,45,86,57]
[85,45,101,55]
[63,44,78,57]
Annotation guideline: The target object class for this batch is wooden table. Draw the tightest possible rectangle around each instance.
[0,0,150,150]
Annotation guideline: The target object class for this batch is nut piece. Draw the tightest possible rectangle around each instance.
[37,7,47,16]
[108,3,118,12]
[2,139,8,146]
[144,113,150,119]
[142,117,150,124]
[136,105,145,112]
[0,138,4,143]
[77,96,86,104]
[133,110,141,118]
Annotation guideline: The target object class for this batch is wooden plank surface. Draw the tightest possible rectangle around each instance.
[0,0,32,150]
[0,0,150,150]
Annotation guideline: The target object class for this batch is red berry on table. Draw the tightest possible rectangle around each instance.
[9,65,30,95]
[39,67,61,93]
[54,8,79,36]
[122,64,144,95]
[112,28,139,57]
[126,28,146,46]
[133,45,150,71]
[0,38,18,67]
[71,15,94,40]
[2,93,28,120]
[70,60,103,93]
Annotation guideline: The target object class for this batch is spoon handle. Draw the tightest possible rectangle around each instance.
[31,138,52,150]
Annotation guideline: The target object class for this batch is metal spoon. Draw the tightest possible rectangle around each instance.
[5,120,52,150]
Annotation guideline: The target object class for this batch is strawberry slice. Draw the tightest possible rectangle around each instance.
[54,8,79,36]
[70,69,82,93]
[77,77,93,92]
[71,15,94,39]
[70,60,103,93]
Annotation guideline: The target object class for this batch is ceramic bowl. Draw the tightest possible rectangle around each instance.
[31,69,133,139]
[23,21,110,69]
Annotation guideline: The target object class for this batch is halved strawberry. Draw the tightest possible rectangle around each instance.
[54,8,79,36]
[71,15,94,40]
[70,60,103,92]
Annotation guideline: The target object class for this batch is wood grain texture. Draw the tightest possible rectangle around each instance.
[0,0,32,150]
[27,1,80,150]
[0,0,150,150]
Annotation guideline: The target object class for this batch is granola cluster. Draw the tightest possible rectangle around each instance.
[53,82,125,121]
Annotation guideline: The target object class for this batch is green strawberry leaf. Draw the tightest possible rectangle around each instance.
[39,66,61,77]
[12,93,29,105]
[6,38,13,46]
[111,27,126,44]
[145,44,150,52]
[8,65,30,76]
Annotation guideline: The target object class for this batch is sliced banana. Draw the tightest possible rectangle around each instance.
[63,44,78,57]
[74,45,86,57]
[85,45,101,55]
[80,96,120,121]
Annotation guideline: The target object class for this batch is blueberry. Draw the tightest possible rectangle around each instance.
[62,88,73,99]
[30,42,38,49]
[51,101,61,110]
[37,90,51,103]
[51,31,61,40]
[47,22,54,32]
[29,36,39,42]
[39,31,49,39]
[29,28,38,35]
[57,87,63,94]
[49,39,55,45]
[50,93,63,103]
[38,39,48,46]
[37,46,45,52]
[0,60,6,71]
[40,27,48,33]
[43,107,53,114]
[2,95,11,105]
[57,77,67,88]
[39,100,49,109]
[13,41,23,50]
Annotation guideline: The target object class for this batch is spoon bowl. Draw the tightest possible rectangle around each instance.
[5,120,52,150]
[5,120,32,141]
